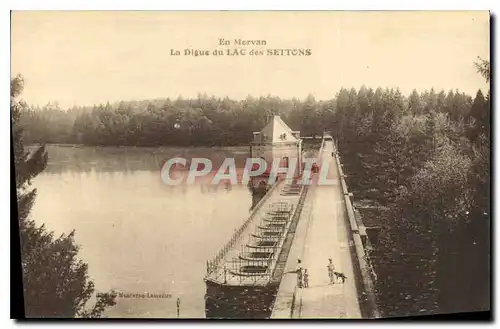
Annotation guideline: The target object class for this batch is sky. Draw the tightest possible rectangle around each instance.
[11,11,490,109]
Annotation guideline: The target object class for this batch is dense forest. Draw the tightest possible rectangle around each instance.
[20,94,334,146]
[333,83,490,316]
[18,60,490,317]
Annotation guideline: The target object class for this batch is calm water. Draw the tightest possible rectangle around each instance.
[31,144,255,318]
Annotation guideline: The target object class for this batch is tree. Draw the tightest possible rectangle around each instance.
[375,137,472,316]
[408,89,422,115]
[467,89,490,144]
[12,75,116,318]
[372,58,491,316]
[474,57,490,82]
[441,58,491,313]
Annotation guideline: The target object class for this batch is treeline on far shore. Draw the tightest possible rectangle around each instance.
[18,87,481,148]
[19,81,490,317]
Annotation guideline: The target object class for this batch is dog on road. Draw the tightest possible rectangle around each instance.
[334,271,347,283]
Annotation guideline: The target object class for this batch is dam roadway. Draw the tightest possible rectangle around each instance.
[271,140,362,319]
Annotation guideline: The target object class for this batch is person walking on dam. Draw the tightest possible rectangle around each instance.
[303,269,309,288]
[287,258,304,288]
[327,258,335,284]
[288,258,304,288]
[296,259,303,288]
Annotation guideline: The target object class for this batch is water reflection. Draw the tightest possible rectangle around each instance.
[38,145,250,175]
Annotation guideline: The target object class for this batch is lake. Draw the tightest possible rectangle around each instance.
[30,144,257,318]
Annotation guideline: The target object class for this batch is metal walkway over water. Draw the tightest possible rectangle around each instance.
[204,170,314,287]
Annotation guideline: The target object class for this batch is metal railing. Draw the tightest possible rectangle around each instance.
[205,181,287,277]
[205,257,275,286]
[206,200,298,285]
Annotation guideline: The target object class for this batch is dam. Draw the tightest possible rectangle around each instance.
[204,118,380,319]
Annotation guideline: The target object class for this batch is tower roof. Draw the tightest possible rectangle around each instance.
[258,115,298,144]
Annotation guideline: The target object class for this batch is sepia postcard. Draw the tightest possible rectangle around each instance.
[10,11,490,319]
